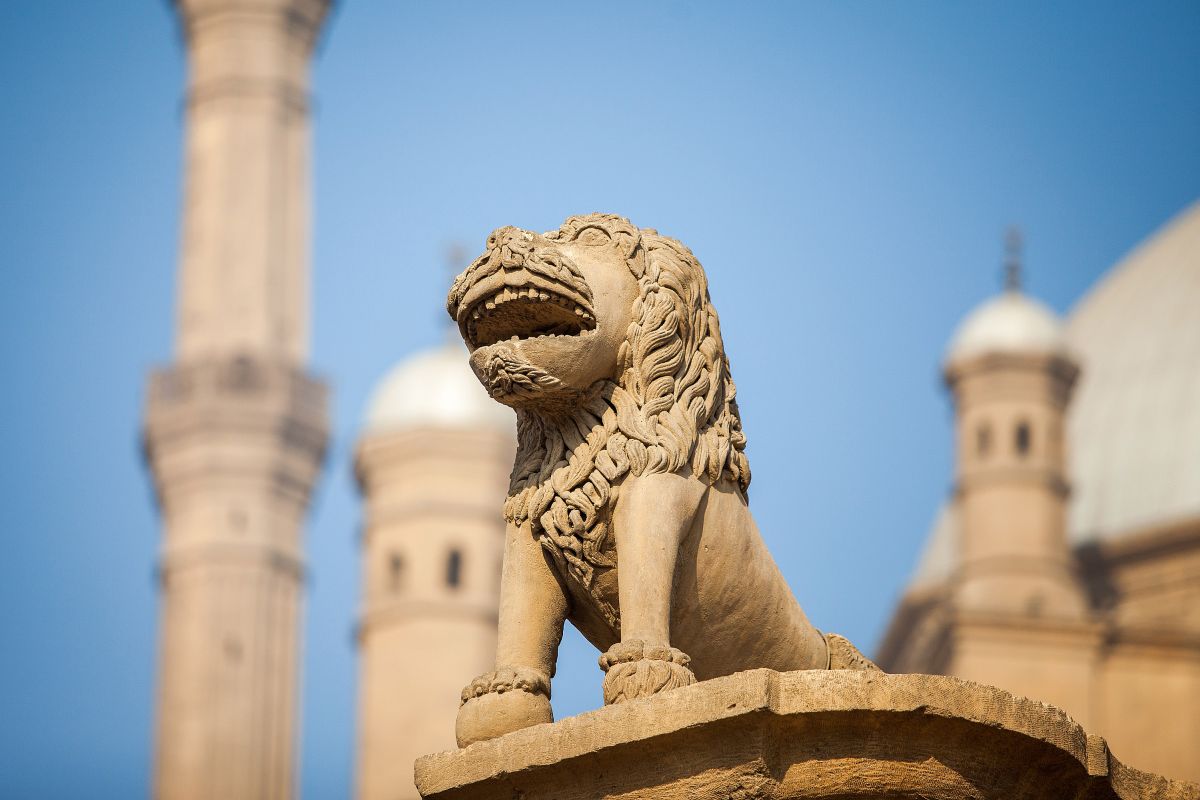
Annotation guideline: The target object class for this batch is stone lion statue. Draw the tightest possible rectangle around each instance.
[447,213,877,747]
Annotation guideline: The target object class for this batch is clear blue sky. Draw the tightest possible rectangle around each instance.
[1,1,1197,798]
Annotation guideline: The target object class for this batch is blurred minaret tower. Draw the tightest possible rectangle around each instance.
[142,1,331,798]
[353,255,514,800]
[944,230,1086,620]
[940,229,1093,718]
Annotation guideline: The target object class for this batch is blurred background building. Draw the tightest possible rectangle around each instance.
[879,205,1200,782]
[142,1,332,798]
[353,337,513,800]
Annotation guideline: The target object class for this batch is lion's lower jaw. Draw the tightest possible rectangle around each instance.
[599,640,697,705]
[469,346,589,414]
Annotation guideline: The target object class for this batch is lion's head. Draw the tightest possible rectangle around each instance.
[447,214,750,615]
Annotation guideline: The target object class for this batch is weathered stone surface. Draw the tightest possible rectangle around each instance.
[415,669,1198,800]
[444,214,876,748]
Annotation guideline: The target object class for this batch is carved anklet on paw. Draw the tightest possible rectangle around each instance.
[459,665,551,706]
[456,666,553,747]
[599,640,696,705]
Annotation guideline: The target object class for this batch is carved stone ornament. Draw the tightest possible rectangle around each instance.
[447,214,877,747]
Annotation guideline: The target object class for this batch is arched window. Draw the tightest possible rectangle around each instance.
[446,549,463,589]
[976,422,992,458]
[388,553,404,593]
[1015,421,1031,458]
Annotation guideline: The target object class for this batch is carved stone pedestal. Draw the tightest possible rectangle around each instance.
[415,670,1196,800]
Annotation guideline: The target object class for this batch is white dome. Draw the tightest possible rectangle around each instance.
[362,336,514,436]
[946,291,1067,364]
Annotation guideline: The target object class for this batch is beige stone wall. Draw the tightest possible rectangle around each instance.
[948,353,1086,620]
[1091,523,1200,782]
[1099,641,1200,782]
[948,616,1100,729]
[355,427,512,800]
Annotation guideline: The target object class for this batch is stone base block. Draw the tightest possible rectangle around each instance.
[415,669,1197,800]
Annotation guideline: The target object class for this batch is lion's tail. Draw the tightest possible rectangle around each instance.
[825,633,883,672]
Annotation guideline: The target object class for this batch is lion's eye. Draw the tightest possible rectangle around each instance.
[576,227,611,246]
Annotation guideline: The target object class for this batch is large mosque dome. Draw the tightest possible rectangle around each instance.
[1066,200,1200,543]
[362,335,514,436]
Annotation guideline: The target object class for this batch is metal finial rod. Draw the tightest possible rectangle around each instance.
[1004,226,1023,292]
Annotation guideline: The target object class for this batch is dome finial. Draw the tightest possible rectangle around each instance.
[1004,226,1023,292]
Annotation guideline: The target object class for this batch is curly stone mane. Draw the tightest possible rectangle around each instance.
[501,214,750,621]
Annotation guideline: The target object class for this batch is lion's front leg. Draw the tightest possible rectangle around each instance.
[601,472,707,704]
[455,521,567,747]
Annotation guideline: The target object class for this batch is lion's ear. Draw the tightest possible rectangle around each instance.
[622,240,647,280]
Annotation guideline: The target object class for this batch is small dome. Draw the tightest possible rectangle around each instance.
[362,336,514,436]
[945,291,1067,364]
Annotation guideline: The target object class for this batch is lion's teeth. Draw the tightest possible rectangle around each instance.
[485,300,496,310]
[471,310,481,320]
[574,306,585,316]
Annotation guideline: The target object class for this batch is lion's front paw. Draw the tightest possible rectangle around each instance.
[455,666,553,748]
[598,640,697,705]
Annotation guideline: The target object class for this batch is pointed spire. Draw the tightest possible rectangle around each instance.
[1004,226,1023,292]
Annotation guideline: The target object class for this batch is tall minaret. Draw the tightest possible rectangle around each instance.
[142,2,331,798]
[943,230,1086,620]
[940,231,1094,720]
[354,335,514,800]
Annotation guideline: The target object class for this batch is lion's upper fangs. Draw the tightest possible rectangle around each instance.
[464,285,597,348]
[468,287,594,323]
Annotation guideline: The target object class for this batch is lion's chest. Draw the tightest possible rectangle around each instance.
[535,508,622,634]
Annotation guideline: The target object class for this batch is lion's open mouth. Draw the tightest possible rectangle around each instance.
[465,287,596,349]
